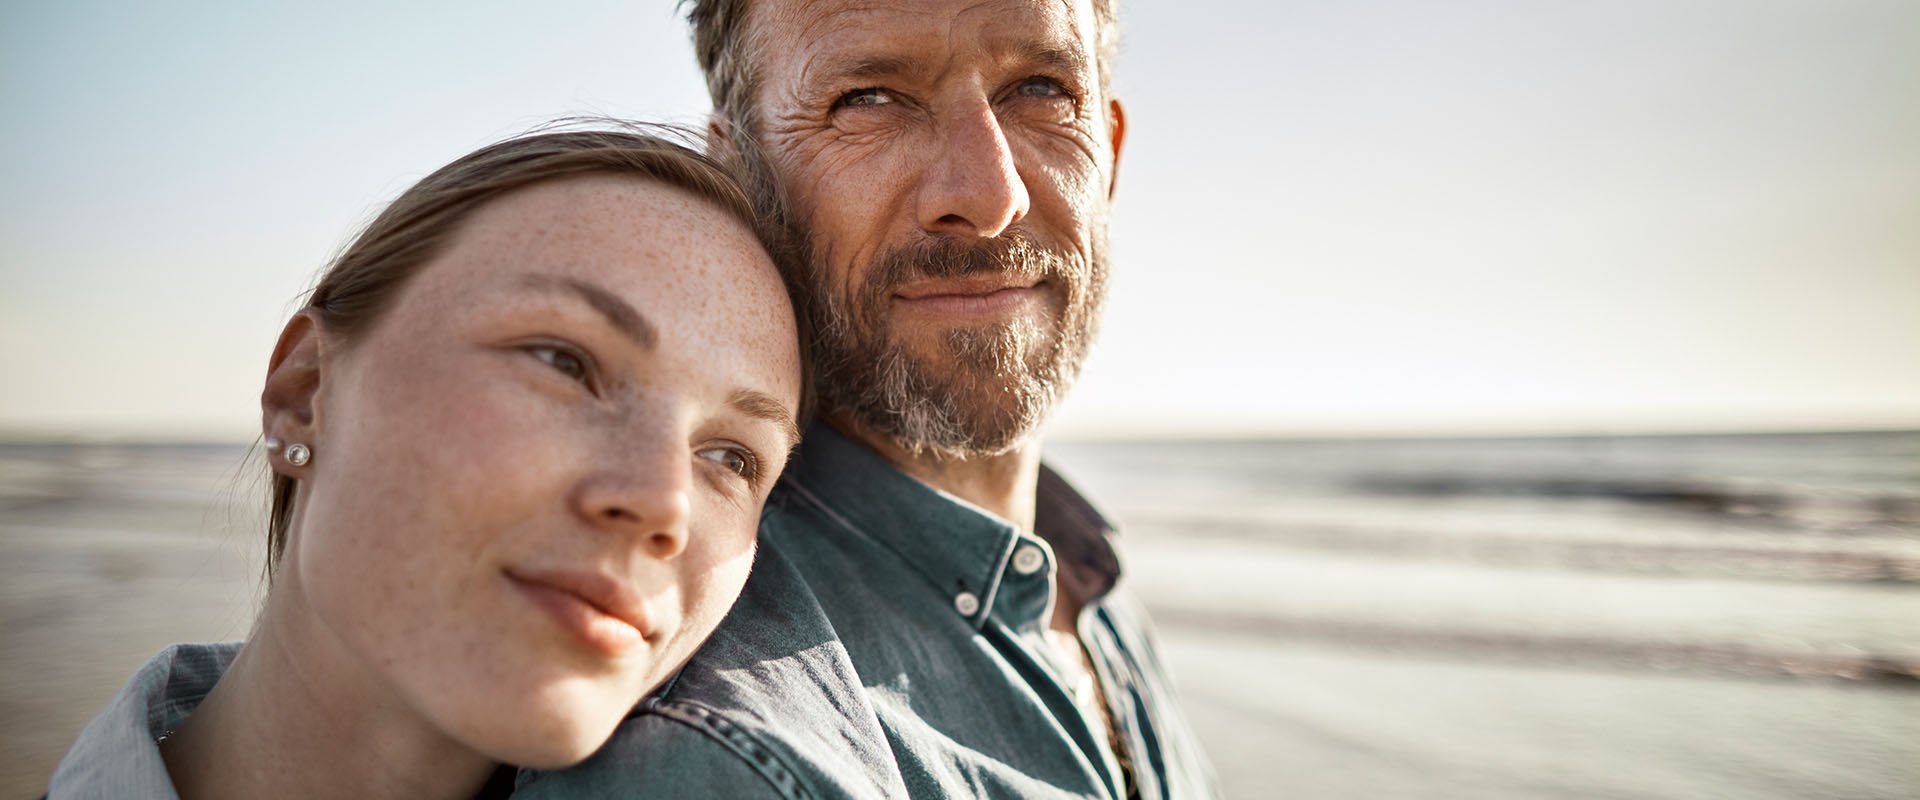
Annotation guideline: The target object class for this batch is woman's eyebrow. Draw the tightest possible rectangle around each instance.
[729,388,801,453]
[518,273,658,350]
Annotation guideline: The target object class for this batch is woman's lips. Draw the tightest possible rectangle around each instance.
[505,570,649,658]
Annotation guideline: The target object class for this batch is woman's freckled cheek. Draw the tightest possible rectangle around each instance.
[344,314,541,500]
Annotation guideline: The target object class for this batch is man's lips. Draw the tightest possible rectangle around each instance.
[893,277,1046,315]
[505,567,653,658]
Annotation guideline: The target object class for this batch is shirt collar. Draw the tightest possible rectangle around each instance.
[49,641,240,799]
[1034,463,1121,608]
[775,424,1123,630]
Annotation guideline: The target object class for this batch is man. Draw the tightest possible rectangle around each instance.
[516,0,1216,797]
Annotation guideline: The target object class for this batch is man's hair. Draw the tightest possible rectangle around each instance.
[265,122,806,574]
[682,0,1120,141]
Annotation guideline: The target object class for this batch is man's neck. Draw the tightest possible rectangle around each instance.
[829,414,1099,685]
[827,413,1043,532]
[160,580,496,800]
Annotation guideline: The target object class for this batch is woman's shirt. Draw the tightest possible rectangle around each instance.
[47,642,240,799]
[47,642,519,799]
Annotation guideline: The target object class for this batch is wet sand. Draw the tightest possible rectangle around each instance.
[6,437,1918,798]
[1,444,264,795]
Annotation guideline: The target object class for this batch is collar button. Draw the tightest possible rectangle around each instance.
[1011,544,1047,575]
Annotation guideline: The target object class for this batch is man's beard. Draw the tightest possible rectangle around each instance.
[798,228,1109,462]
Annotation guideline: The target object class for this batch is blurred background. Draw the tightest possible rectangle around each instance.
[3,1,1917,797]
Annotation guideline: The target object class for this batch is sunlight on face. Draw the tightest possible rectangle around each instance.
[748,0,1122,457]
[285,176,800,766]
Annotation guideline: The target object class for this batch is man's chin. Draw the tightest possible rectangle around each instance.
[817,308,1081,460]
[874,405,1040,461]
[852,352,1059,460]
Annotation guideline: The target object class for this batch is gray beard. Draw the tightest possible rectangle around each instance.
[803,230,1107,462]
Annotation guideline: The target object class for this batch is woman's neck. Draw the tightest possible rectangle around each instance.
[159,588,498,800]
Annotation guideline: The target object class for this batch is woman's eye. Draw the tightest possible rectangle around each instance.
[834,88,892,109]
[528,345,590,385]
[696,446,759,481]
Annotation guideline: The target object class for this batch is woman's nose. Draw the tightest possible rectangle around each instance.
[571,441,692,561]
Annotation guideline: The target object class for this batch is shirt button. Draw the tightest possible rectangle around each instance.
[954,591,981,616]
[1011,544,1046,575]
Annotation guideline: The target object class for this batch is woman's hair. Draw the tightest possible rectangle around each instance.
[266,122,809,574]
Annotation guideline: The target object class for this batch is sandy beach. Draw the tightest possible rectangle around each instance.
[6,434,1918,798]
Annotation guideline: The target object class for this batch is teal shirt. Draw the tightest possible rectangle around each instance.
[516,426,1218,799]
[48,644,521,799]
[48,642,241,799]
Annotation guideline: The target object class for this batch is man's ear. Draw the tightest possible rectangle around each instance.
[261,310,326,476]
[1105,97,1128,199]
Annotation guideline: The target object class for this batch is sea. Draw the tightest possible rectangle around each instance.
[3,431,1916,798]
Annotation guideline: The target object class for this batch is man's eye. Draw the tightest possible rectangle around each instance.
[696,446,759,481]
[1014,77,1067,98]
[528,345,591,385]
[834,88,893,109]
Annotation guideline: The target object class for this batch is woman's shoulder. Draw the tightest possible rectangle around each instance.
[45,641,241,799]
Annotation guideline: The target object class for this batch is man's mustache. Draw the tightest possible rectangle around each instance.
[869,230,1069,288]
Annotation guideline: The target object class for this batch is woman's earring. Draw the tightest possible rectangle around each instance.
[284,442,311,467]
[265,436,284,453]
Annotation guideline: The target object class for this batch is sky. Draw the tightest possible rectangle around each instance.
[2,0,1917,440]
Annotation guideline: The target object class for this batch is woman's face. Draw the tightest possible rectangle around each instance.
[271,176,800,767]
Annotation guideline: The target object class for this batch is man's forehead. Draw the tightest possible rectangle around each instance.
[761,0,1093,57]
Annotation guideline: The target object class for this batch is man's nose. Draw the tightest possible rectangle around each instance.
[915,102,1030,238]
[571,437,691,561]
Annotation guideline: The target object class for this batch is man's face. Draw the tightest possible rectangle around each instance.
[745,0,1124,458]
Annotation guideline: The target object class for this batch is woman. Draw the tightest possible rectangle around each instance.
[46,127,804,799]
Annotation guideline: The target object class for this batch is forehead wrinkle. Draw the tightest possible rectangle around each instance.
[784,0,1090,79]
[786,0,896,40]
[788,7,941,87]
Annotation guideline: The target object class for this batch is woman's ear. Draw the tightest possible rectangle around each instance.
[261,310,326,476]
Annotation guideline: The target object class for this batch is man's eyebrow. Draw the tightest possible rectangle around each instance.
[518,274,657,350]
[817,41,1090,86]
[818,53,920,83]
[729,388,801,453]
[1028,44,1091,77]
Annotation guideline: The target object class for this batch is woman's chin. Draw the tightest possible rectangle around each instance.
[503,736,618,772]
[452,686,637,769]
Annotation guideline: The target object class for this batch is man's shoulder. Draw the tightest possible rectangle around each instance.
[514,700,897,800]
[761,468,862,537]
[514,537,907,800]
[513,708,805,799]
